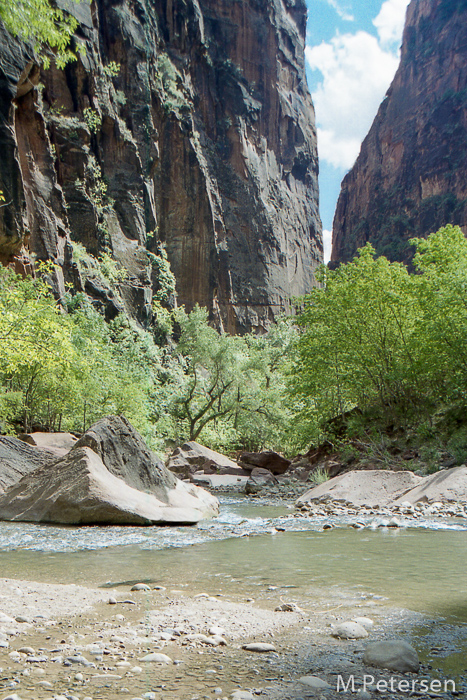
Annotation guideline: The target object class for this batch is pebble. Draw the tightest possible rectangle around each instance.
[17,647,35,654]
[37,680,53,688]
[142,693,157,700]
[139,652,172,663]
[25,655,48,663]
[88,673,122,681]
[242,642,276,652]
[74,672,84,681]
[108,597,117,605]
[0,613,15,624]
[351,617,374,630]
[65,654,94,666]
[131,583,151,591]
[209,626,226,636]
[130,666,143,673]
[331,622,369,640]
[299,676,332,689]
[231,692,255,700]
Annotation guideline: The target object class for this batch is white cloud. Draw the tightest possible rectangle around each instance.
[325,0,354,22]
[323,228,333,263]
[373,0,410,46]
[306,30,400,169]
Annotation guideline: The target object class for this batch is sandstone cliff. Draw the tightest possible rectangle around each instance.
[331,0,467,266]
[0,0,321,333]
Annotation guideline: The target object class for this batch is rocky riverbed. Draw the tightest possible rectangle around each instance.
[0,493,467,700]
[0,575,466,700]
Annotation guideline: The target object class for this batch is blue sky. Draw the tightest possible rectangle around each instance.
[304,0,410,260]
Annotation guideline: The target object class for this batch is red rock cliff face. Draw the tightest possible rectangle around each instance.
[331,0,467,266]
[0,0,321,332]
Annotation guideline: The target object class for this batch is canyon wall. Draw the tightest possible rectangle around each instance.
[0,0,322,332]
[332,0,467,266]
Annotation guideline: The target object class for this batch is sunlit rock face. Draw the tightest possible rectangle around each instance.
[331,0,467,267]
[0,0,322,333]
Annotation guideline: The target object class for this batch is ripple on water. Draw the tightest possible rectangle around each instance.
[0,496,465,553]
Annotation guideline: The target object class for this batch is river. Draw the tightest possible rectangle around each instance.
[0,495,466,623]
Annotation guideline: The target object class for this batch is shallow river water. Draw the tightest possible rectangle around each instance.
[0,496,466,624]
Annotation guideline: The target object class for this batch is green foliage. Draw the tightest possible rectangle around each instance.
[103,61,120,78]
[83,107,102,134]
[0,257,292,455]
[155,53,190,117]
[0,0,83,68]
[292,244,422,434]
[291,225,467,456]
[75,156,109,211]
[99,252,128,285]
[147,244,176,304]
[310,467,329,485]
[166,307,295,452]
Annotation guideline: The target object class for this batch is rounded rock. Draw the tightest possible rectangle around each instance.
[298,676,331,689]
[139,652,172,664]
[331,622,369,640]
[131,583,151,592]
[351,617,374,631]
[242,642,276,652]
[363,639,419,672]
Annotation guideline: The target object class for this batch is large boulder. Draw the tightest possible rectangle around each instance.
[238,451,291,475]
[296,470,422,508]
[167,441,246,478]
[0,416,218,524]
[0,436,57,494]
[18,432,78,457]
[363,640,419,673]
[392,466,467,504]
[74,416,177,500]
[245,468,277,495]
[0,447,216,525]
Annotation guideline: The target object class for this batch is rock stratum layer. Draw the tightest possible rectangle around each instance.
[332,0,467,266]
[0,0,321,332]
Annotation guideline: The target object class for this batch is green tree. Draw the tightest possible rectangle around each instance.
[165,306,295,452]
[0,0,81,67]
[0,266,75,431]
[291,243,423,440]
[169,306,244,442]
[411,225,467,406]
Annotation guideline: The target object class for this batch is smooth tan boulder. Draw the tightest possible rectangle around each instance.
[392,466,467,504]
[167,441,246,478]
[0,436,57,494]
[0,447,217,525]
[296,469,422,508]
[18,432,78,457]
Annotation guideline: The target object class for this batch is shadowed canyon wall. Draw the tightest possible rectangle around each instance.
[331,0,467,266]
[0,0,322,332]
